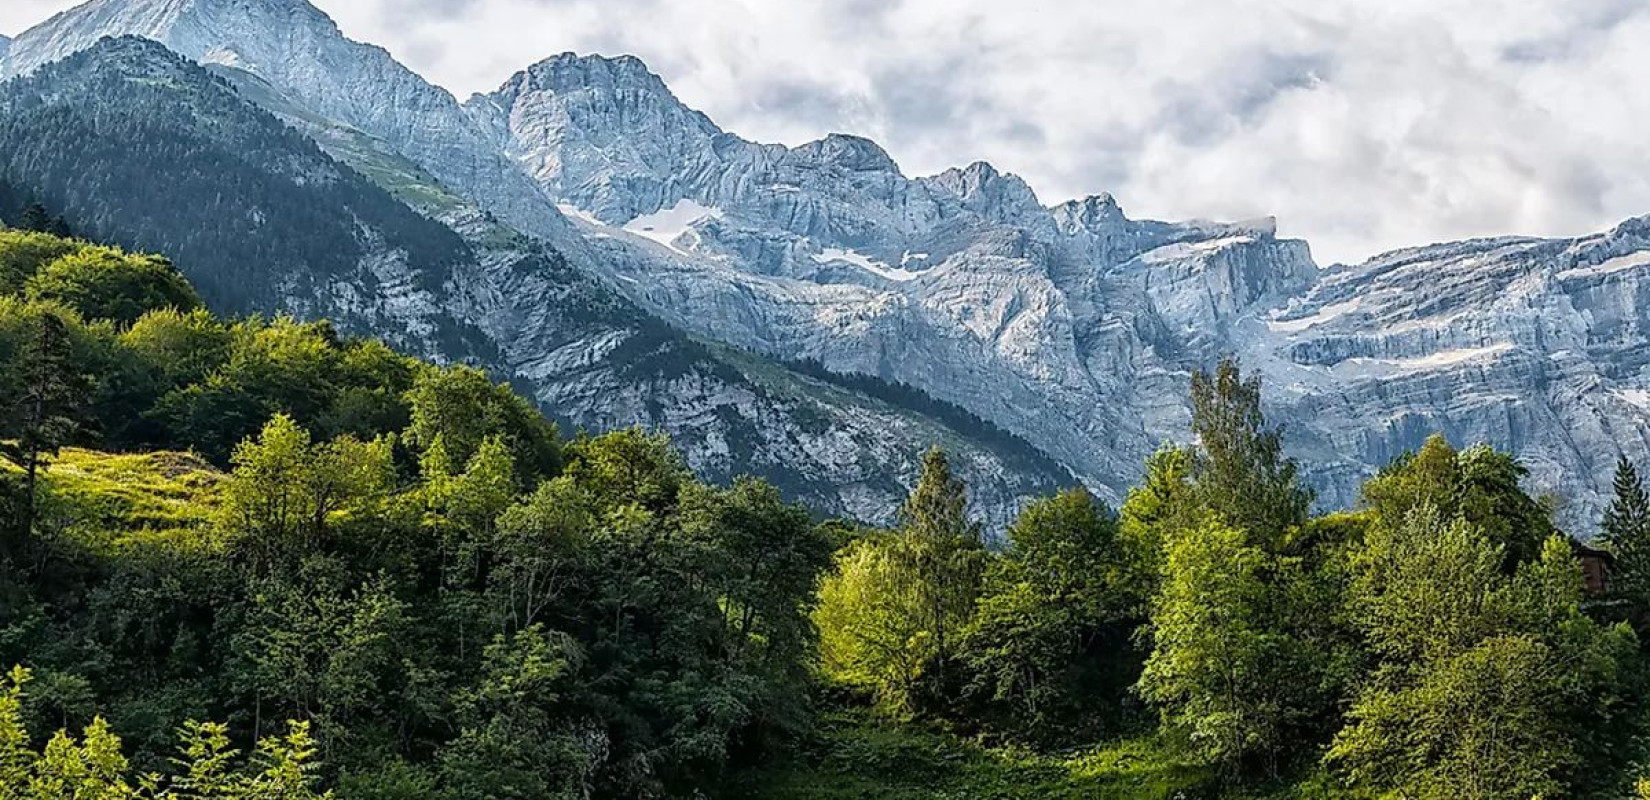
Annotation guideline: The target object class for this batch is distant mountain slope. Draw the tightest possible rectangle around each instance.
[0,35,1066,527]
[0,36,489,358]
[11,0,1650,529]
[1,0,568,245]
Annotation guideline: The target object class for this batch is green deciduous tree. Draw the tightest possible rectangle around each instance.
[1136,520,1314,774]
[1363,435,1556,570]
[1,666,332,799]
[1188,359,1312,545]
[815,536,931,711]
[24,247,200,327]
[815,449,987,713]
[958,489,1137,741]
[405,366,559,485]
[1330,507,1635,799]
[221,415,394,569]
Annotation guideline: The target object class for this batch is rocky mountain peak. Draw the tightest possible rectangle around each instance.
[0,36,222,104]
[1,0,339,79]
[1052,193,1130,236]
[788,133,901,175]
[484,48,725,147]
[926,161,1045,228]
[519,52,665,91]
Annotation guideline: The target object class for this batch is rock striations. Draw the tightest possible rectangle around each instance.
[6,0,1649,531]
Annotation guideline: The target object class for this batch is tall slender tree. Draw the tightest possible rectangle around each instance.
[1602,455,1650,628]
[1188,358,1313,545]
[0,309,83,546]
[893,448,987,672]
[1603,456,1650,546]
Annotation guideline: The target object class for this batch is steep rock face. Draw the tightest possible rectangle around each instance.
[470,55,1324,504]
[1250,220,1650,524]
[0,37,490,361]
[469,50,1650,529]
[466,53,756,223]
[0,33,1061,529]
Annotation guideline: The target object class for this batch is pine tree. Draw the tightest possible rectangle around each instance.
[16,202,70,239]
[1602,456,1650,547]
[1602,456,1650,626]
[0,309,83,547]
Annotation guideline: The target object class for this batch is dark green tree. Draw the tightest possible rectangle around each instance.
[894,448,987,680]
[17,202,71,239]
[0,307,85,544]
[1602,455,1650,628]
[958,489,1138,741]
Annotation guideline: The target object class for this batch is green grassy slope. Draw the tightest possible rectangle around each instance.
[725,711,1354,800]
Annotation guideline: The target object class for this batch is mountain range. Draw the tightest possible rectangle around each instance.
[4,0,1648,531]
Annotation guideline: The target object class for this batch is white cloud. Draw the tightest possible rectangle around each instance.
[8,0,1650,265]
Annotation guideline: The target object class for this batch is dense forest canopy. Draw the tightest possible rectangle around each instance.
[4,226,1650,799]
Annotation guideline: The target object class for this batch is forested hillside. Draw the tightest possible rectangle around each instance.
[0,39,471,317]
[5,224,1650,799]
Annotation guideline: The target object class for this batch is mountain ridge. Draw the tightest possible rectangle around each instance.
[0,30,1067,529]
[7,0,1650,530]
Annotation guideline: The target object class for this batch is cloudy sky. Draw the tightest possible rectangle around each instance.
[5,0,1648,265]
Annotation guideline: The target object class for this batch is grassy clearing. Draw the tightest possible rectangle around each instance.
[14,447,226,551]
[724,711,1352,800]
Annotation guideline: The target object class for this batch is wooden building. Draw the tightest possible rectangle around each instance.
[1571,539,1615,597]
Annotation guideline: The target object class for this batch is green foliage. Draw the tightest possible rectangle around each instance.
[0,667,332,799]
[24,246,200,326]
[5,223,1649,799]
[816,536,932,710]
[0,231,833,799]
[404,366,560,484]
[0,299,89,547]
[0,229,80,290]
[1137,521,1320,775]
[1362,435,1556,569]
[1187,359,1312,544]
[723,710,1354,800]
[219,415,393,569]
[1329,506,1636,799]
[1131,361,1343,777]
[957,489,1140,743]
[1604,456,1650,629]
[815,449,987,713]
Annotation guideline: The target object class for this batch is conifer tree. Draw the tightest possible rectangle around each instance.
[0,308,83,545]
[1603,456,1650,626]
[1603,456,1650,546]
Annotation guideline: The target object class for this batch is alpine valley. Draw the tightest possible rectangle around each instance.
[4,0,1649,531]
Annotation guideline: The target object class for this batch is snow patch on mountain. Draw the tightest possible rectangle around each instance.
[814,248,923,282]
[623,200,722,253]
[1558,249,1650,281]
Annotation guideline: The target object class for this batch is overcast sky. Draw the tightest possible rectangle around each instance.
[5,0,1649,265]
